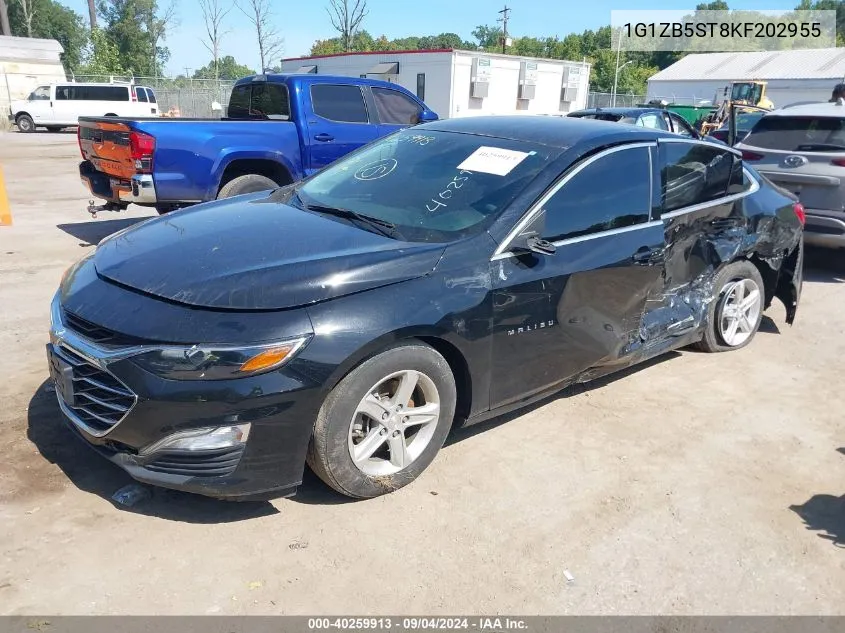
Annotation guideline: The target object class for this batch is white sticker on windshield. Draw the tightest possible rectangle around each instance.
[457,146,530,176]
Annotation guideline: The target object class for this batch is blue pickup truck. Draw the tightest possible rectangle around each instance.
[78,73,438,214]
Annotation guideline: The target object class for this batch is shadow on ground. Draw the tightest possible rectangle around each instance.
[27,380,279,523]
[789,448,845,548]
[57,217,150,247]
[804,246,845,284]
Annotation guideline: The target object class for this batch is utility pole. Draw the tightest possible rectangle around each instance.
[497,5,510,54]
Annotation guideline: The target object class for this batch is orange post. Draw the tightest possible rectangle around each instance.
[0,165,11,226]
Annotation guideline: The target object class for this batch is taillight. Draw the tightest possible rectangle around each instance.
[831,158,845,167]
[741,150,763,161]
[131,88,137,102]
[793,202,806,226]
[129,131,155,173]
[77,125,84,159]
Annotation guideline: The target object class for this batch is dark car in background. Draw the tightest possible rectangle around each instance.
[48,117,804,500]
[567,106,702,138]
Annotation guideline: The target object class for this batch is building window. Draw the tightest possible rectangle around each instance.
[416,73,425,101]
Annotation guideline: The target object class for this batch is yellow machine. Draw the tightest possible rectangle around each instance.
[699,81,774,137]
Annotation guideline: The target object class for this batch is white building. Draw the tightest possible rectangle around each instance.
[280,49,591,118]
[647,48,845,108]
[1,36,66,129]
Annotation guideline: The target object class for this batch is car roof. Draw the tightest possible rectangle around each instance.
[765,102,845,118]
[568,107,664,117]
[421,115,677,150]
[235,73,409,90]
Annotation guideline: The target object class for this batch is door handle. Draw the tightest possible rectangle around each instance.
[632,247,664,265]
[314,133,334,142]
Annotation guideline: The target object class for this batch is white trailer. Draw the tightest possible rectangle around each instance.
[280,49,591,118]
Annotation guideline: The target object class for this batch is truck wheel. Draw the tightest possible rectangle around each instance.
[217,174,278,199]
[45,126,63,133]
[16,114,35,133]
[307,342,457,499]
[696,260,765,353]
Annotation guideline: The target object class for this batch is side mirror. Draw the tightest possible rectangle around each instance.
[510,210,556,256]
[416,110,438,124]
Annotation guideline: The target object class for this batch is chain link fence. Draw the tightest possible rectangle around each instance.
[585,92,713,108]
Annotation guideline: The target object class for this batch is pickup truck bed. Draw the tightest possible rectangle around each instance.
[78,73,437,214]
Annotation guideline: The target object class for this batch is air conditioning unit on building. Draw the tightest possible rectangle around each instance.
[518,61,538,100]
[471,57,492,99]
[561,65,582,103]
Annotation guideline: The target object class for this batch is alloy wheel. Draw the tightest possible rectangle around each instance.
[347,370,441,476]
[718,278,762,347]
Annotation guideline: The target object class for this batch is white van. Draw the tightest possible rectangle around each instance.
[9,83,159,133]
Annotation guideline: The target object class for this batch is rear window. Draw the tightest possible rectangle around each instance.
[135,87,148,102]
[146,88,157,103]
[743,116,845,152]
[227,82,290,120]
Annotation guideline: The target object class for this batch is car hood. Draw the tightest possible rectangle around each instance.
[93,192,446,310]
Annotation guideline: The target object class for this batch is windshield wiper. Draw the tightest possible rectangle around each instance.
[795,143,845,151]
[292,192,401,240]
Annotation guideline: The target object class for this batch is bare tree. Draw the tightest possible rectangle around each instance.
[237,0,284,71]
[199,0,233,80]
[87,0,97,29]
[144,0,178,77]
[327,0,368,53]
[14,0,36,37]
[0,0,10,37]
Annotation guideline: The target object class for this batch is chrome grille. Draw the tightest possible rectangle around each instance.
[54,345,136,434]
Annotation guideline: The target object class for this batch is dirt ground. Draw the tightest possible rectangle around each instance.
[0,132,843,616]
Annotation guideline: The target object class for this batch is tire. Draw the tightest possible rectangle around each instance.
[217,174,279,199]
[696,260,765,353]
[45,126,63,132]
[155,204,178,215]
[16,114,35,133]
[307,342,457,499]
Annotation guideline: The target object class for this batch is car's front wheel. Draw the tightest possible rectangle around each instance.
[697,260,765,352]
[16,114,34,133]
[307,342,456,498]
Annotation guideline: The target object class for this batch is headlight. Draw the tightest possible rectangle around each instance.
[130,337,310,380]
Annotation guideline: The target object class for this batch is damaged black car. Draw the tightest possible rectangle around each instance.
[48,116,804,500]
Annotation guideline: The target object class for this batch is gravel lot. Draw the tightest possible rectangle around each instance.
[0,132,843,616]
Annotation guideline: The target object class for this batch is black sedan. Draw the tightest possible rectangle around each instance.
[49,117,804,499]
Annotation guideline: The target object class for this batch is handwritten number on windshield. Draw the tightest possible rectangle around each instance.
[426,170,472,213]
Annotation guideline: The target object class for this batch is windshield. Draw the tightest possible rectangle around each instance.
[743,116,845,151]
[569,112,625,122]
[292,129,554,242]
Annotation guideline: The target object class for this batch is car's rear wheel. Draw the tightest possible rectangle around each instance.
[307,342,456,498]
[217,174,278,199]
[696,260,765,352]
[16,114,34,133]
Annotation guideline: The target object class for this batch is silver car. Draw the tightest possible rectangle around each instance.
[736,102,845,248]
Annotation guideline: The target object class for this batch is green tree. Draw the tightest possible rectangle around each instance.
[8,0,88,71]
[97,0,175,76]
[695,1,730,9]
[471,24,502,49]
[77,26,126,75]
[193,55,254,79]
[795,0,845,44]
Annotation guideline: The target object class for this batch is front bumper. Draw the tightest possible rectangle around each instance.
[804,210,845,249]
[47,296,322,499]
[79,160,158,206]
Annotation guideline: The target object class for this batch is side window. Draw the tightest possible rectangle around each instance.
[311,84,369,123]
[55,86,72,100]
[668,113,694,137]
[372,87,423,125]
[136,87,148,102]
[638,113,667,130]
[541,146,652,242]
[29,86,50,101]
[660,142,734,213]
[146,89,157,104]
[228,85,251,118]
[726,154,746,194]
